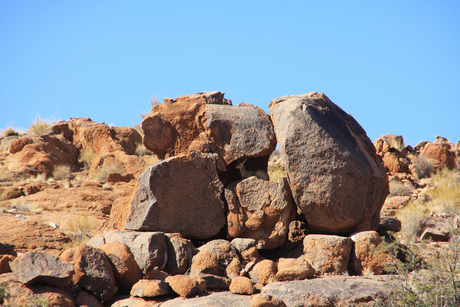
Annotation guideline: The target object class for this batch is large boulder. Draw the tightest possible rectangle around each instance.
[350,231,390,275]
[160,292,253,307]
[9,251,73,287]
[225,177,296,249]
[269,92,389,235]
[420,142,457,170]
[374,134,411,174]
[60,245,118,302]
[142,92,276,164]
[125,151,226,239]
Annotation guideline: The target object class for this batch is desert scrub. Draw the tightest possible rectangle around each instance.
[377,230,460,306]
[78,148,96,170]
[389,180,414,197]
[52,164,71,180]
[412,155,436,179]
[396,202,426,244]
[93,163,122,181]
[65,213,97,244]
[29,116,55,136]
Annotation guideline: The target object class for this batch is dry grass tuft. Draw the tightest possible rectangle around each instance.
[427,169,460,214]
[396,202,426,244]
[135,144,152,157]
[389,180,414,197]
[134,123,143,136]
[29,116,55,136]
[93,163,122,181]
[52,165,71,180]
[78,149,96,170]
[64,213,98,244]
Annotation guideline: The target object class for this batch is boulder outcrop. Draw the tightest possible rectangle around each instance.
[142,92,276,165]
[269,92,389,235]
[125,151,226,239]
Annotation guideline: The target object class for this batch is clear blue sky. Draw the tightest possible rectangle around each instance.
[1,1,459,146]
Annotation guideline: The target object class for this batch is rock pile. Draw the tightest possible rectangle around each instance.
[0,91,403,306]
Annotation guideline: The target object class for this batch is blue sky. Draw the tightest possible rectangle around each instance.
[1,1,459,146]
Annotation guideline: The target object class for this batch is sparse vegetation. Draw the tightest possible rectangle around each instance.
[389,180,414,197]
[0,127,17,138]
[78,149,96,170]
[93,163,122,181]
[412,155,436,179]
[396,202,426,244]
[267,150,286,181]
[134,123,143,135]
[427,169,460,214]
[135,143,152,157]
[65,213,98,244]
[29,116,56,136]
[52,164,71,180]
[0,165,13,182]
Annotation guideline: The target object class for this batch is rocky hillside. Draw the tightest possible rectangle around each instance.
[0,91,459,306]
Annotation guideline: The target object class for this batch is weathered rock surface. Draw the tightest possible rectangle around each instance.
[262,276,392,306]
[375,134,411,174]
[6,134,79,176]
[131,279,173,298]
[165,233,195,275]
[0,273,76,307]
[0,254,14,273]
[198,239,240,275]
[160,291,253,307]
[75,291,106,307]
[350,231,389,275]
[249,259,277,286]
[303,235,353,276]
[419,216,452,242]
[225,177,296,249]
[102,230,168,275]
[110,296,162,307]
[99,242,142,291]
[142,92,276,164]
[269,92,389,235]
[229,276,255,294]
[9,251,73,287]
[275,257,315,281]
[166,274,199,298]
[199,274,231,291]
[125,151,226,239]
[420,142,457,170]
[252,293,287,307]
[190,249,220,276]
[60,245,118,301]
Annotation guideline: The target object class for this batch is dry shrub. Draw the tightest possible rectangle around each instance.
[78,149,96,170]
[267,150,286,181]
[397,202,426,244]
[0,127,17,138]
[29,116,55,136]
[52,165,71,180]
[389,180,413,197]
[134,123,143,136]
[412,155,436,179]
[93,163,122,181]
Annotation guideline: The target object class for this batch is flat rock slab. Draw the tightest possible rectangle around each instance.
[269,92,389,235]
[159,292,253,307]
[262,276,392,306]
[9,251,73,287]
[125,151,225,240]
